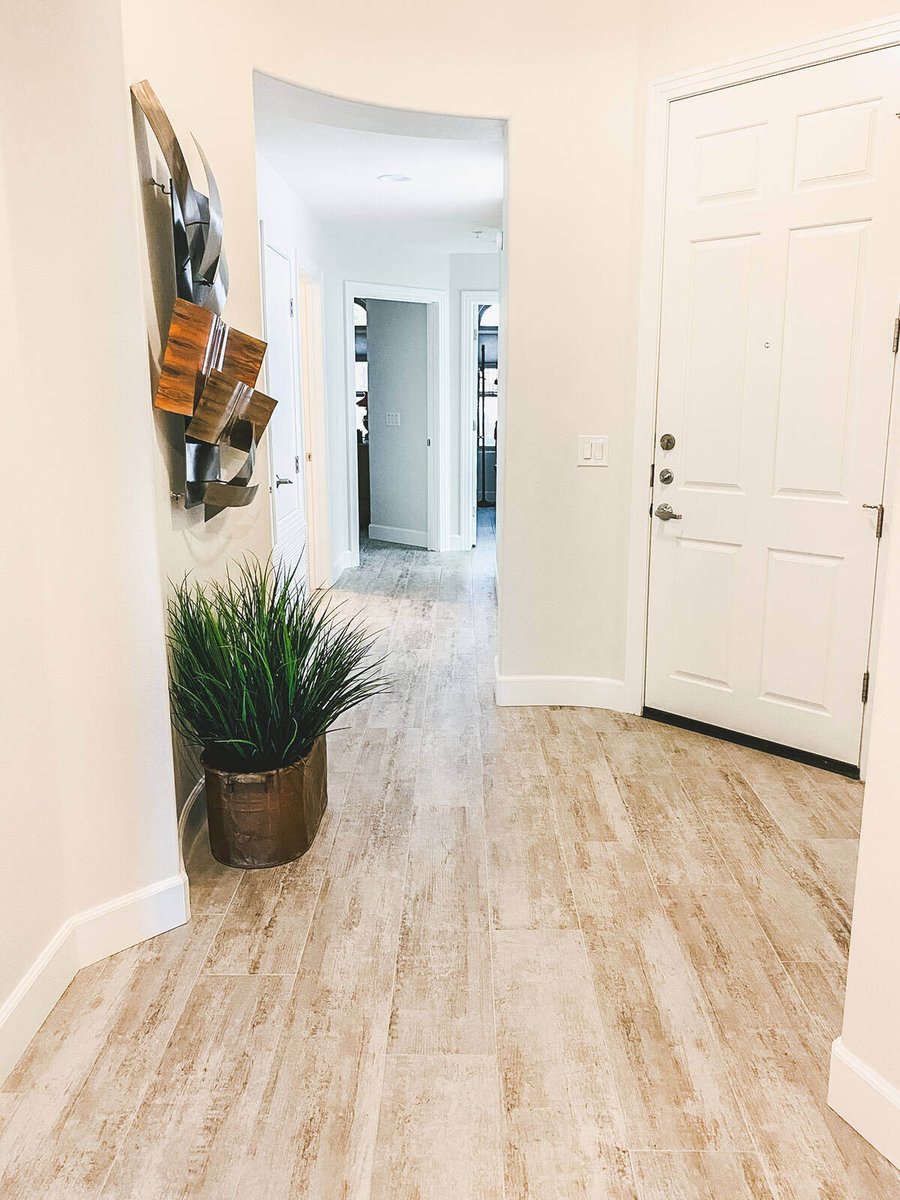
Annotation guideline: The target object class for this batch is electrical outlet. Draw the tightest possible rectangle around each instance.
[386,412,400,427]
[577,435,608,466]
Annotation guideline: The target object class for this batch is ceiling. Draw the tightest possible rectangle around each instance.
[253,73,504,249]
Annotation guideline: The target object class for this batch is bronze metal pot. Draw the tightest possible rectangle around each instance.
[203,736,327,869]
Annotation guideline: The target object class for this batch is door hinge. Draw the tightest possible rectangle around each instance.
[862,670,870,704]
[650,462,655,487]
[893,316,899,354]
[863,502,885,538]
[295,455,300,472]
[289,297,295,317]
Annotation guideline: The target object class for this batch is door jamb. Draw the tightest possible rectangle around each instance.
[295,254,331,589]
[460,289,499,548]
[343,280,450,562]
[626,13,900,776]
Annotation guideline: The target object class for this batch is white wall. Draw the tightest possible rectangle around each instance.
[366,300,429,544]
[0,0,185,1082]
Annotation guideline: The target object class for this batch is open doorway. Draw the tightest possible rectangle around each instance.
[345,282,446,557]
[477,302,499,514]
[353,294,430,549]
[460,289,500,547]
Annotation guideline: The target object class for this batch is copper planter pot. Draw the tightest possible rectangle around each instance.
[204,736,327,869]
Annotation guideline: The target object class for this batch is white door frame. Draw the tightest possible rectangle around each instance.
[460,290,499,548]
[296,254,331,589]
[343,280,450,561]
[625,13,900,775]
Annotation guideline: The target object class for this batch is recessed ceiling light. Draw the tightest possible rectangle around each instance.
[377,173,411,183]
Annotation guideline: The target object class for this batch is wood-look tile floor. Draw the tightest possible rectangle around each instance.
[3,509,900,1199]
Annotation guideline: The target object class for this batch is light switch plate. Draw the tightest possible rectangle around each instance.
[386,412,400,427]
[577,435,608,466]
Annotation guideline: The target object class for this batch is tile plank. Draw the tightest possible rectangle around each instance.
[492,929,637,1200]
[99,976,289,1199]
[370,1054,503,1200]
[630,1151,774,1200]
[389,806,492,1055]
[575,843,751,1151]
[0,917,221,1200]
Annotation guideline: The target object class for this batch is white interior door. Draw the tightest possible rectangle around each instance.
[262,238,307,579]
[645,47,900,765]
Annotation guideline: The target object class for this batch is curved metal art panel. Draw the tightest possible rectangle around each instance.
[131,80,274,519]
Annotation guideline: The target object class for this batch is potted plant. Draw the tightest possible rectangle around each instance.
[167,558,388,869]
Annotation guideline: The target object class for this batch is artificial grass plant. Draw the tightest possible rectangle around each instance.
[167,558,388,773]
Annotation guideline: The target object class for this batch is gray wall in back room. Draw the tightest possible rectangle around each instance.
[366,299,428,545]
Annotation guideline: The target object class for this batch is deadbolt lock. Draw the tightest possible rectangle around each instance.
[659,433,676,450]
[658,468,674,485]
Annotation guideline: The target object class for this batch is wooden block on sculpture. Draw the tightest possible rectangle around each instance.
[185,370,244,444]
[221,326,267,389]
[187,369,277,451]
[233,385,277,450]
[154,298,223,416]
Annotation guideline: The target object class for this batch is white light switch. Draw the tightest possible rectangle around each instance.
[386,412,400,427]
[577,435,609,466]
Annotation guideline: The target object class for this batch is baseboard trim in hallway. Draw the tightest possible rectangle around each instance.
[367,524,428,548]
[830,1037,900,1171]
[493,658,629,710]
[332,549,355,581]
[0,870,189,1085]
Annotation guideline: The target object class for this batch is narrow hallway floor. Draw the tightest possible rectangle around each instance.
[2,509,898,1199]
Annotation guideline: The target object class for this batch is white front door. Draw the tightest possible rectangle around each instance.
[262,239,307,580]
[645,47,900,765]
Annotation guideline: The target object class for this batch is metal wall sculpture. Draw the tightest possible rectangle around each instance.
[131,80,275,517]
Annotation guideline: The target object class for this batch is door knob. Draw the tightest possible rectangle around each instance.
[275,476,294,487]
[655,503,682,521]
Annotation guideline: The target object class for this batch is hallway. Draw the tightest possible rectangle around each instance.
[1,512,898,1198]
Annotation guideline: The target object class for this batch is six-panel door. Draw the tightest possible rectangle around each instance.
[645,48,900,764]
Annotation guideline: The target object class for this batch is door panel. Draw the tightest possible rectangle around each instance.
[645,48,900,764]
[682,235,756,490]
[774,221,867,497]
[262,242,307,579]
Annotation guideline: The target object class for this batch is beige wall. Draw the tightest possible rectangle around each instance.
[0,0,182,1078]
[122,0,899,691]
[119,0,642,684]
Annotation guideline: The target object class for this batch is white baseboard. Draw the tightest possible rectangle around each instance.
[368,524,427,549]
[332,549,354,580]
[0,870,189,1085]
[829,1037,900,1170]
[494,658,627,709]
